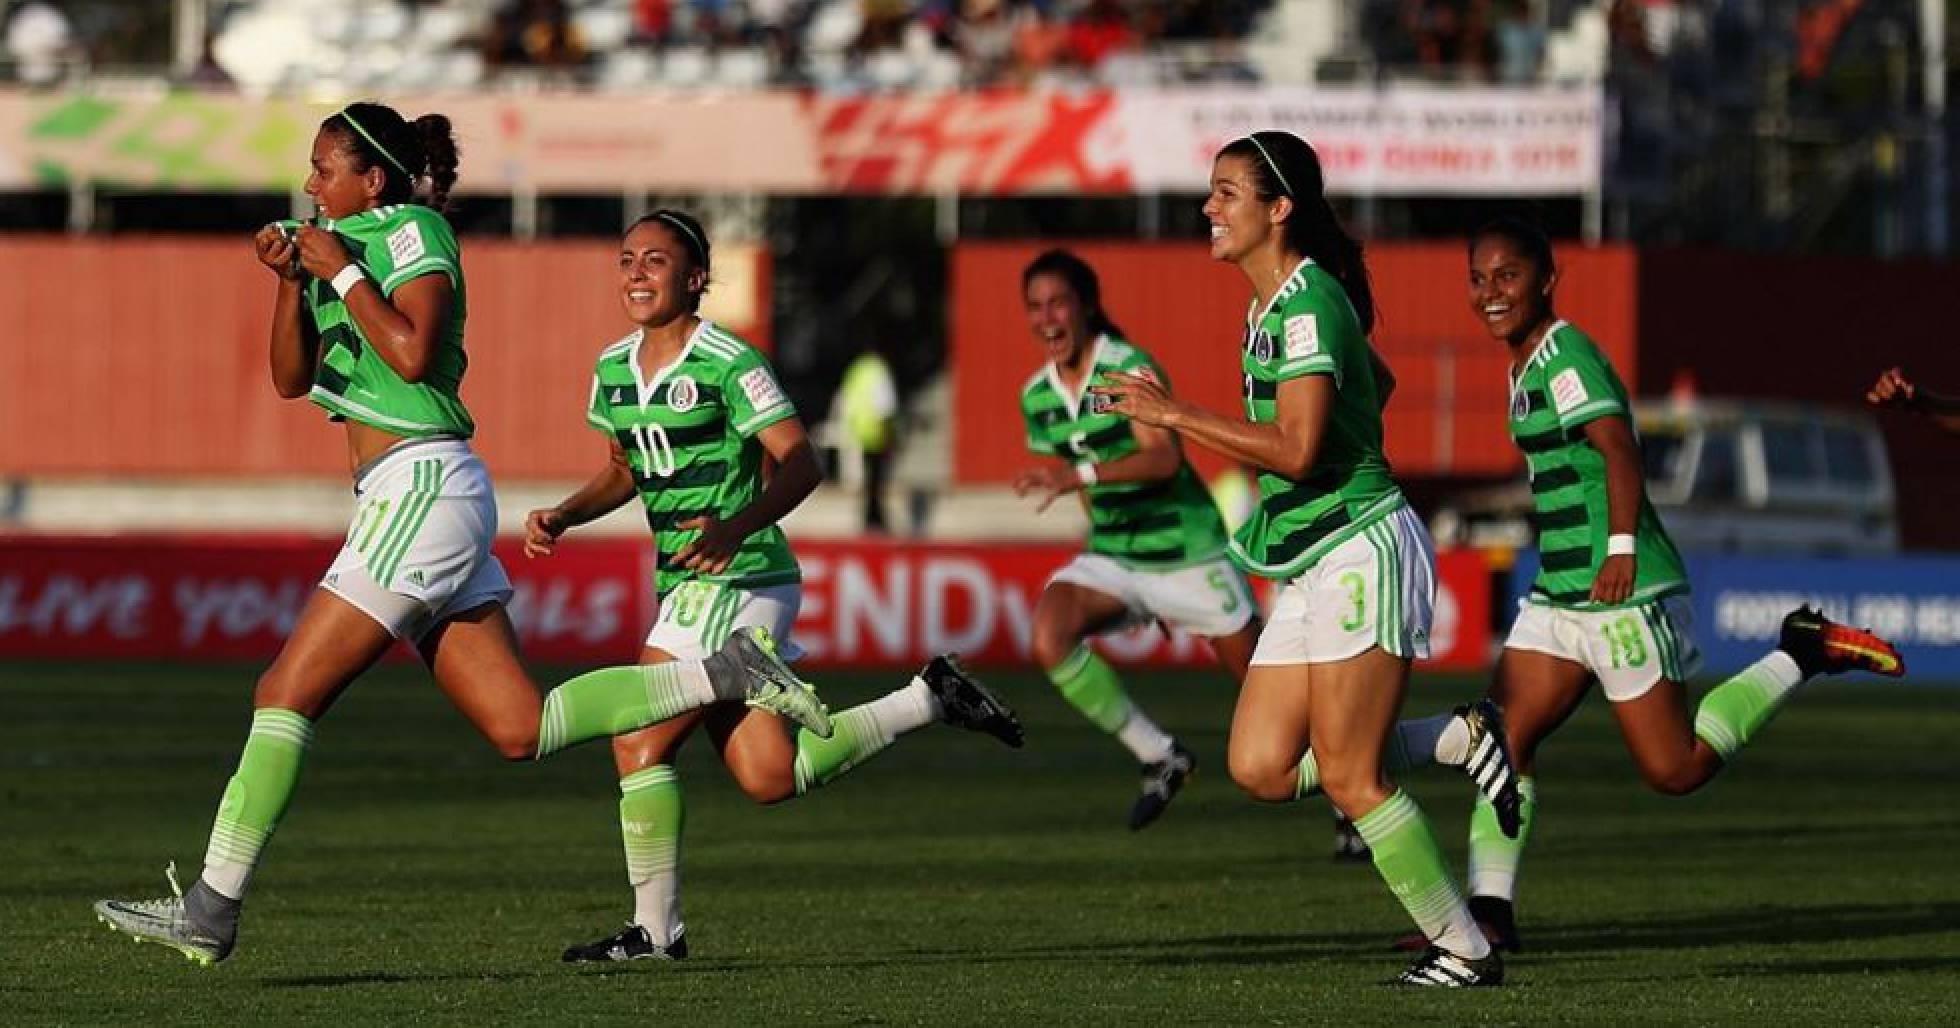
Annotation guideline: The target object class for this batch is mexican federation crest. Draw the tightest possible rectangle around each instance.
[1509,382,1531,422]
[668,374,699,413]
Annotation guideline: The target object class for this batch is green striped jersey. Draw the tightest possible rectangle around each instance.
[1508,320,1688,609]
[1231,258,1403,579]
[586,319,801,597]
[283,205,474,438]
[1019,335,1229,569]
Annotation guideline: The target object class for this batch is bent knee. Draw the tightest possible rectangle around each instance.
[488,724,540,761]
[732,765,796,805]
[1227,752,1297,803]
[1640,764,1705,796]
[1030,627,1081,672]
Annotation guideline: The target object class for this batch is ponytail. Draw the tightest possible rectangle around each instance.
[323,101,461,211]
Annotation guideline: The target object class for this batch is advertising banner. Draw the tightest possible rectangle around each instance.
[0,536,1490,670]
[0,87,1600,197]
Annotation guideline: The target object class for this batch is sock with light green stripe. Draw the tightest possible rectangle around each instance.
[201,707,314,901]
[1047,645,1173,763]
[1468,775,1536,901]
[793,678,939,794]
[1692,651,1806,761]
[621,765,685,943]
[1352,790,1489,959]
[536,660,720,758]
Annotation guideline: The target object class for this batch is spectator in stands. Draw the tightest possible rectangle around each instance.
[1009,1,1068,83]
[1491,0,1543,82]
[1065,0,1136,70]
[4,0,75,86]
[632,0,674,44]
[483,0,587,71]
[951,0,1015,86]
[1402,0,1493,79]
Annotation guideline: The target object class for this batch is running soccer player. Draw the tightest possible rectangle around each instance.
[1012,249,1263,829]
[531,210,1023,963]
[1413,215,1907,952]
[1096,131,1520,987]
[1867,366,1960,432]
[92,105,830,966]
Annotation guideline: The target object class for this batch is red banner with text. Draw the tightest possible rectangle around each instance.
[0,536,1489,670]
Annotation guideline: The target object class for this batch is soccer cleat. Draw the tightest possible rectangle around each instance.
[1394,945,1504,987]
[920,655,1024,748]
[720,627,834,738]
[92,862,234,966]
[1127,742,1195,830]
[1331,813,1371,862]
[1450,699,1523,839]
[1779,605,1905,678]
[561,924,688,963]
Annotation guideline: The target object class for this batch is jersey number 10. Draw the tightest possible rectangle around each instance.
[630,424,677,477]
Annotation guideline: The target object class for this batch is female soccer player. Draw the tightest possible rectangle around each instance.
[529,210,1023,963]
[93,104,831,966]
[1096,131,1520,987]
[1431,216,1905,951]
[1011,249,1262,829]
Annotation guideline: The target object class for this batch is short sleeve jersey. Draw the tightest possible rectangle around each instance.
[1019,335,1230,569]
[1508,320,1688,609]
[282,205,474,438]
[586,319,801,598]
[1231,259,1403,579]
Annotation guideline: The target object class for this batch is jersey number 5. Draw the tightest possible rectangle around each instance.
[630,424,677,477]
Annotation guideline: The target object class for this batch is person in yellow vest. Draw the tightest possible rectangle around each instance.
[838,344,900,533]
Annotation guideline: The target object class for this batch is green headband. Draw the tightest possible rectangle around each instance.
[339,106,413,179]
[1246,134,1294,198]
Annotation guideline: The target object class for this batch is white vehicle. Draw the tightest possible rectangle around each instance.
[1634,399,1898,555]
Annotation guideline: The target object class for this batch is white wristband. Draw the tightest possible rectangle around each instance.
[330,264,367,298]
[1074,462,1098,487]
[1606,533,1637,557]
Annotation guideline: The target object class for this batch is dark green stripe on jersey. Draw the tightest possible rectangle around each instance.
[588,322,802,596]
[1019,336,1229,569]
[1509,321,1688,610]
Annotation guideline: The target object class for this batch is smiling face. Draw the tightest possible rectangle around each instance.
[619,220,707,327]
[1024,271,1092,365]
[1468,233,1557,345]
[303,128,384,221]
[1202,154,1285,264]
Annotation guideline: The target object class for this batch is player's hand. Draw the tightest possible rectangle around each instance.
[1590,553,1635,605]
[1013,464,1082,513]
[523,508,569,558]
[255,224,302,281]
[672,515,744,575]
[294,224,354,283]
[1866,366,1919,409]
[1093,370,1179,427]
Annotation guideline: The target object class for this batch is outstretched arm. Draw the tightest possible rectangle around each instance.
[1868,366,1960,433]
[1094,370,1333,479]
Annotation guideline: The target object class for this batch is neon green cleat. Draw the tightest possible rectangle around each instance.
[717,626,833,738]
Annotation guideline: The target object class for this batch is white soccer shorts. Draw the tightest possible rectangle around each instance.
[1250,503,1436,666]
[1505,593,1703,702]
[1048,553,1257,640]
[322,438,512,640]
[644,580,803,662]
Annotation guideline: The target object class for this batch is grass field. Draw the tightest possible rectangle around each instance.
[5,662,1959,1024]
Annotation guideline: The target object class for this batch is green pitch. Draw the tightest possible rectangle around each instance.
[7,663,1958,1023]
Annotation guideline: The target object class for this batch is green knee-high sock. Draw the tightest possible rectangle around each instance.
[791,678,939,794]
[620,765,684,943]
[1049,645,1174,762]
[1692,651,1807,761]
[1047,646,1136,733]
[1468,775,1537,901]
[537,662,716,758]
[201,708,314,900]
[1352,790,1489,959]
